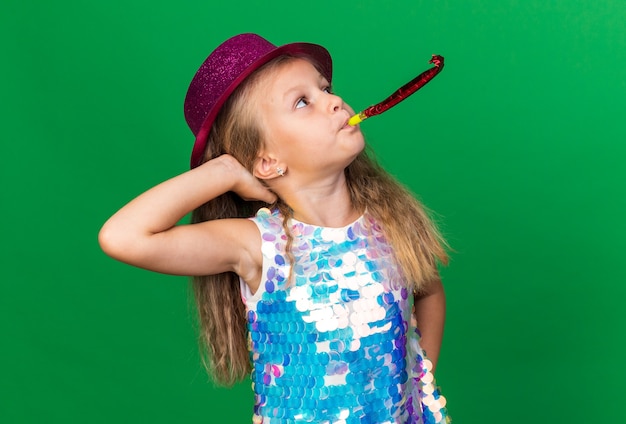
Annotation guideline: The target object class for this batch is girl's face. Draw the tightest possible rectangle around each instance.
[255,58,365,179]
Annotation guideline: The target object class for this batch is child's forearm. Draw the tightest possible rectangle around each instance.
[413,277,446,372]
[102,156,238,235]
[98,155,275,260]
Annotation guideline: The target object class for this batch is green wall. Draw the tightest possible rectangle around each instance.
[2,0,625,422]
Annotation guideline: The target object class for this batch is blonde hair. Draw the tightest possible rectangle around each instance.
[190,55,448,386]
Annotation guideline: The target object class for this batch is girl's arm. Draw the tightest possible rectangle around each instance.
[98,154,276,278]
[413,276,446,372]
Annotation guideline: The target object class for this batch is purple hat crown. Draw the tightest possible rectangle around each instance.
[184,33,332,168]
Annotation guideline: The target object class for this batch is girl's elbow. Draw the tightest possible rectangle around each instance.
[98,222,133,260]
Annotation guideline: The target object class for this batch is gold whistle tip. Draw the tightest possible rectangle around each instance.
[348,113,364,126]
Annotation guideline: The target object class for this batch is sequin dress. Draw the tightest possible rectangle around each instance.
[240,208,449,424]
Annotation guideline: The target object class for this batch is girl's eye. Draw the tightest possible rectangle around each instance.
[295,87,332,109]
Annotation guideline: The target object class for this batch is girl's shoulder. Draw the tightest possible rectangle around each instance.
[249,207,285,232]
[251,207,282,222]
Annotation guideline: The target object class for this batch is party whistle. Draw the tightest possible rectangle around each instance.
[348,55,444,126]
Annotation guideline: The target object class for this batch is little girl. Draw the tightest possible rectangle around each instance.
[100,33,450,423]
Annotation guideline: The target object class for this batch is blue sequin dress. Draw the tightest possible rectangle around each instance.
[240,208,449,424]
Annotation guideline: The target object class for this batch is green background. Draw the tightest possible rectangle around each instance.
[2,0,625,422]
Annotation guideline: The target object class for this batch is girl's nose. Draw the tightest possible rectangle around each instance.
[327,93,343,112]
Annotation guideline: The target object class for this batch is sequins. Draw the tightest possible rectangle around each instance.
[244,208,449,423]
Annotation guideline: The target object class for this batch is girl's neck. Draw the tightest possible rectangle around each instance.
[276,174,361,228]
[290,200,361,228]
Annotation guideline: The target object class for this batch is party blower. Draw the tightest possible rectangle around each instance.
[348,55,444,126]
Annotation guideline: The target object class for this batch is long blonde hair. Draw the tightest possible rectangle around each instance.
[191,55,448,386]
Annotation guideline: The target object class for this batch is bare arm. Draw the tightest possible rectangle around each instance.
[98,155,276,277]
[413,275,446,372]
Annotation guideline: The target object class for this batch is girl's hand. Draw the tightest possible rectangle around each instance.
[215,154,277,204]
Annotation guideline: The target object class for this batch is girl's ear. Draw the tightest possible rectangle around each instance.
[253,152,283,180]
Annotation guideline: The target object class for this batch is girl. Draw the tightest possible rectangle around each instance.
[100,33,450,423]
